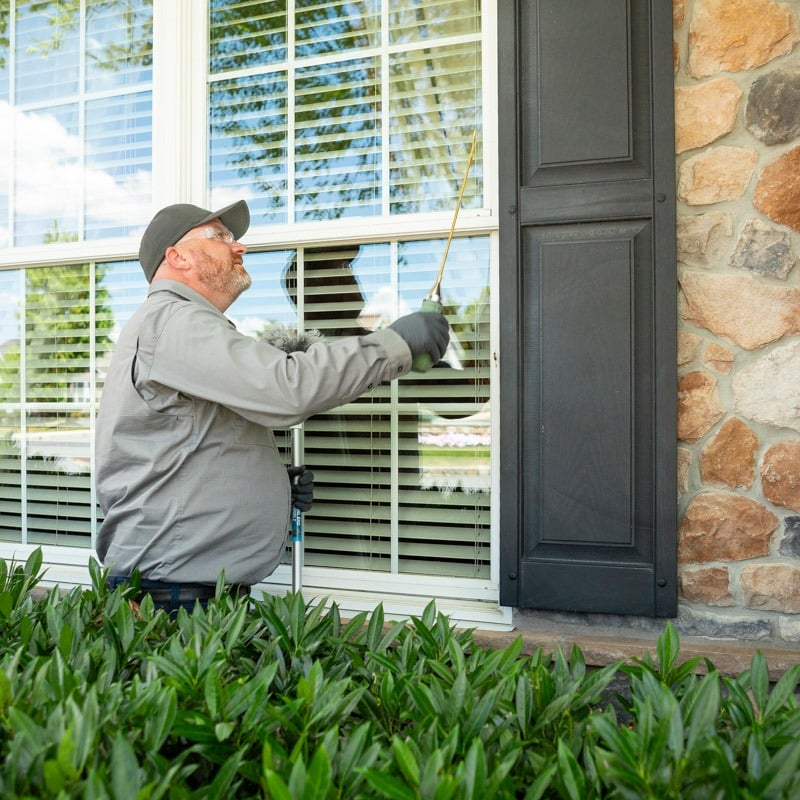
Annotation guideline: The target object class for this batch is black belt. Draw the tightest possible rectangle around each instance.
[107,576,250,604]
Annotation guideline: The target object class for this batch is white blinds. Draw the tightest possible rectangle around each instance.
[0,259,146,547]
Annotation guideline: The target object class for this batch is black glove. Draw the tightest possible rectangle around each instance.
[389,311,450,362]
[288,465,314,512]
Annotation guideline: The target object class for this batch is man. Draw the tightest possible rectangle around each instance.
[95,200,449,613]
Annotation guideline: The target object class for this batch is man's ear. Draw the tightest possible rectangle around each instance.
[164,244,192,272]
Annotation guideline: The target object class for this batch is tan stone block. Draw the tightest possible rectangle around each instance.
[741,564,800,612]
[700,417,759,489]
[676,212,732,267]
[678,370,724,443]
[678,491,778,563]
[754,147,800,234]
[680,566,734,605]
[687,0,800,78]
[761,439,800,512]
[680,271,800,350]
[675,79,742,153]
[703,342,733,374]
[733,340,800,433]
[678,331,702,365]
[678,146,758,205]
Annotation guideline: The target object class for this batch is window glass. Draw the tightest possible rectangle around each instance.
[0,259,143,547]
[210,0,287,73]
[14,103,81,247]
[0,0,9,103]
[14,0,80,104]
[294,57,381,220]
[295,0,381,57]
[0,1,6,244]
[209,73,288,222]
[2,0,153,249]
[389,0,480,43]
[208,0,482,227]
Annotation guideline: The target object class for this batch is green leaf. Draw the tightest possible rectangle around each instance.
[765,664,800,719]
[392,736,420,787]
[143,687,177,752]
[56,725,80,782]
[656,621,679,678]
[515,674,533,738]
[362,769,420,800]
[762,738,800,796]
[685,673,720,755]
[25,547,43,579]
[204,749,245,800]
[215,721,236,741]
[265,772,294,800]
[749,650,769,716]
[0,668,12,711]
[0,592,12,619]
[111,732,141,799]
[303,746,332,800]
[747,727,766,782]
[463,737,487,800]
[523,764,557,800]
[340,721,370,775]
[557,739,585,800]
[45,759,70,794]
[205,668,222,718]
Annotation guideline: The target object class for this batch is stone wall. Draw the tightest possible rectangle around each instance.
[675,0,800,643]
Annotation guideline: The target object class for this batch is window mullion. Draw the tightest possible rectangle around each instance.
[151,0,196,205]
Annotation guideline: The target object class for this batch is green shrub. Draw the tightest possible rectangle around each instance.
[0,550,798,798]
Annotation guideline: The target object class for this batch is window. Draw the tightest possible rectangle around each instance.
[0,0,495,596]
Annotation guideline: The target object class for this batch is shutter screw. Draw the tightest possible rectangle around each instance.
[508,205,517,215]
[656,193,666,202]
[508,573,517,581]
[657,578,667,587]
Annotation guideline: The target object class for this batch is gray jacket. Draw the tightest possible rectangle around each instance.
[95,279,410,585]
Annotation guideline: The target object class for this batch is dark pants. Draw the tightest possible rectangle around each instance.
[106,576,250,615]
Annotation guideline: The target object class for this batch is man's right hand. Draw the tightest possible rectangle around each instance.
[389,311,450,362]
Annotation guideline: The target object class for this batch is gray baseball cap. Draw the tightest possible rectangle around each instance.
[138,200,250,282]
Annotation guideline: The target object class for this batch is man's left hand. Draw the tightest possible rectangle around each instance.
[288,465,314,512]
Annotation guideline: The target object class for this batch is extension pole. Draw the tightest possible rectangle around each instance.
[411,131,478,372]
[290,423,304,593]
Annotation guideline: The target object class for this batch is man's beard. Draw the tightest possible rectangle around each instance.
[197,254,251,299]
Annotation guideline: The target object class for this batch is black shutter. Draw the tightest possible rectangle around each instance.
[498,0,677,616]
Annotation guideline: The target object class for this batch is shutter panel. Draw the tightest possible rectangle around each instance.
[499,0,677,615]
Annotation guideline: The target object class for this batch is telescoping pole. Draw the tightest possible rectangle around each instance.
[411,130,478,372]
[290,422,304,593]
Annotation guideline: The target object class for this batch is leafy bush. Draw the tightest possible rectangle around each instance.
[0,550,798,798]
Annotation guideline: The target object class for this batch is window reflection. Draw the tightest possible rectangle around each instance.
[2,0,153,248]
[208,0,482,226]
[0,261,144,546]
